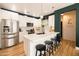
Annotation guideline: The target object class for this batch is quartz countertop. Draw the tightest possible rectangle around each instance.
[24,32,59,42]
[23,32,60,56]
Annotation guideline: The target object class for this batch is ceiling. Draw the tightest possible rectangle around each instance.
[0,3,74,17]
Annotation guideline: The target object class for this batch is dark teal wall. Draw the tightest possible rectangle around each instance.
[55,13,61,35]
[76,7,79,47]
[54,4,77,14]
[54,3,79,47]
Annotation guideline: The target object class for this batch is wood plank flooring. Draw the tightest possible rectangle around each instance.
[0,42,25,56]
[54,40,76,56]
[0,39,79,56]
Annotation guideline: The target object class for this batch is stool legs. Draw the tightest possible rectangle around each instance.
[36,50,37,56]
[44,50,46,56]
[46,45,53,56]
[51,45,53,55]
[36,50,46,56]
[49,49,51,56]
[39,51,42,56]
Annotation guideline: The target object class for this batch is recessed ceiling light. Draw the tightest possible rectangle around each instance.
[11,5,16,11]
[40,16,43,19]
[24,9,30,14]
[24,9,27,14]
[61,14,64,15]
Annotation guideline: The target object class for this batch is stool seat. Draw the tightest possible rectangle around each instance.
[51,38,57,44]
[36,44,46,51]
[35,44,46,56]
[51,38,56,41]
[45,40,53,45]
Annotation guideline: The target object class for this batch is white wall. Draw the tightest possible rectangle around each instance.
[48,15,55,32]
[48,15,55,27]
[62,11,76,41]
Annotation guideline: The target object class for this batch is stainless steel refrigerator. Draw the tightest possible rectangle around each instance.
[0,19,19,49]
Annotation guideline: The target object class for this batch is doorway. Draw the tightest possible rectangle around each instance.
[61,10,76,46]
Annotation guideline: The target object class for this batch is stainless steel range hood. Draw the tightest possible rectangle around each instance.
[0,19,19,49]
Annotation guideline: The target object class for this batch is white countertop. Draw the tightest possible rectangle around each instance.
[24,32,59,42]
[23,32,60,56]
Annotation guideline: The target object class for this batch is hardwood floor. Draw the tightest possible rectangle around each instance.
[54,40,76,56]
[0,42,25,56]
[0,39,78,56]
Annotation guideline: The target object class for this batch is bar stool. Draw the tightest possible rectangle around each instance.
[56,33,61,45]
[44,40,53,55]
[55,33,61,49]
[51,38,57,51]
[35,44,46,56]
[51,34,61,51]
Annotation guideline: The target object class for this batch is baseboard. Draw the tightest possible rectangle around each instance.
[76,47,79,50]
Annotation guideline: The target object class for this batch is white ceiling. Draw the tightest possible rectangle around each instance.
[0,3,74,16]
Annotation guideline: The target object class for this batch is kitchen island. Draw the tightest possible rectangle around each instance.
[23,32,59,56]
